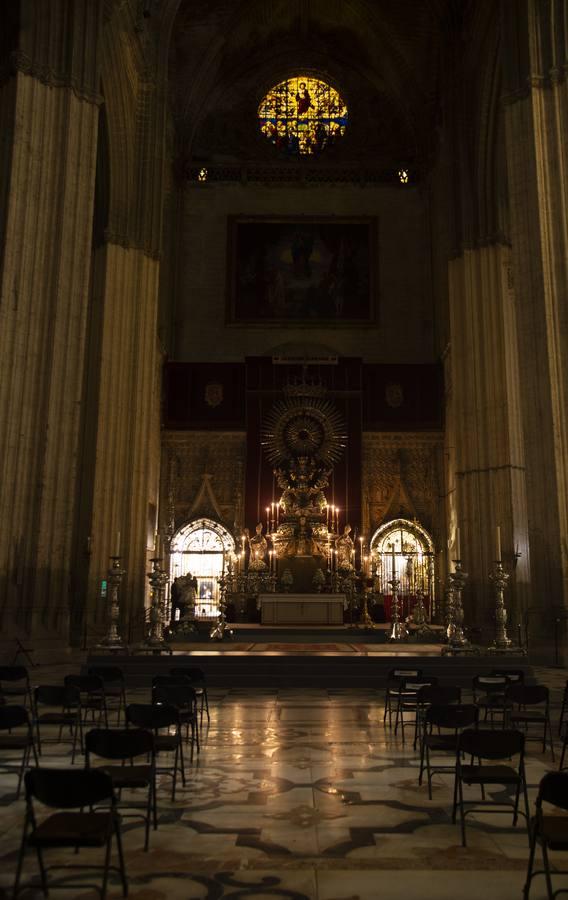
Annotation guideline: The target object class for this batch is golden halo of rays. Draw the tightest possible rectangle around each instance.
[262,396,347,466]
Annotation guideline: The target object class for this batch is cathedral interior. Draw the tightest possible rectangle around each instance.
[1,1,568,898]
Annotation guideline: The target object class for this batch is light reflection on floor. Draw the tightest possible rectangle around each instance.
[0,665,566,898]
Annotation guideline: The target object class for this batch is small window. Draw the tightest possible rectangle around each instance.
[258,75,348,157]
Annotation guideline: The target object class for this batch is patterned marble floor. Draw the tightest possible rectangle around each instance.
[1,663,568,899]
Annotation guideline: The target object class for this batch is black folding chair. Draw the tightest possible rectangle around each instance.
[559,679,568,737]
[394,676,439,743]
[524,771,568,899]
[88,667,127,726]
[126,703,185,800]
[170,666,210,723]
[13,768,127,899]
[454,728,530,847]
[152,678,200,757]
[490,668,525,685]
[65,674,109,729]
[0,666,33,710]
[0,705,38,798]
[383,667,423,727]
[34,685,83,762]
[86,727,156,851]
[506,683,555,759]
[418,703,478,800]
[413,684,462,751]
[472,674,511,727]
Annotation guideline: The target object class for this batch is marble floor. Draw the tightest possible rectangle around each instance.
[1,663,568,899]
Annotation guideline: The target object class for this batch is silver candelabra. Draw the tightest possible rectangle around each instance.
[489,560,513,650]
[143,557,170,651]
[98,556,126,650]
[447,561,468,647]
[388,573,409,641]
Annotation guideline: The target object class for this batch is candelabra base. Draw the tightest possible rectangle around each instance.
[487,643,527,656]
[210,620,234,641]
[138,638,172,655]
[441,644,481,657]
[95,637,126,653]
[388,622,409,642]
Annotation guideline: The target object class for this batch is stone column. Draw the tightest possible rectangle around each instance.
[447,245,530,635]
[501,0,568,656]
[0,1,102,655]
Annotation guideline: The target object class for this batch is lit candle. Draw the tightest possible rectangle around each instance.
[495,525,501,562]
[114,531,121,557]
[456,527,461,561]
[266,507,270,533]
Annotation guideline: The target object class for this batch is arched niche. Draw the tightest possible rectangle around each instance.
[369,518,435,619]
[170,518,235,618]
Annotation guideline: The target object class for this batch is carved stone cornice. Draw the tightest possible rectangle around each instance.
[0,51,103,106]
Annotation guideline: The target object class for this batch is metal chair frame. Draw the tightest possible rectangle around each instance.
[126,703,186,801]
[472,674,511,727]
[169,666,210,724]
[0,705,39,798]
[383,668,423,727]
[524,771,568,900]
[152,677,200,758]
[454,728,530,847]
[0,666,33,710]
[394,676,439,743]
[13,767,127,900]
[418,702,477,800]
[413,684,462,751]
[65,674,109,730]
[506,683,555,759]
[34,685,83,763]
[88,667,127,726]
[86,727,156,851]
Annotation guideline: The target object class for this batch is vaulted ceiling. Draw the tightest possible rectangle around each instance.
[168,0,462,169]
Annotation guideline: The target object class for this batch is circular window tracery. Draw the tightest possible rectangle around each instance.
[258,75,348,157]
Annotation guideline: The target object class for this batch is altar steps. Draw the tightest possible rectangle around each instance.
[85,646,532,689]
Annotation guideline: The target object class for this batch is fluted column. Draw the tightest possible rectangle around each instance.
[501,0,568,651]
[447,245,529,631]
[0,1,102,653]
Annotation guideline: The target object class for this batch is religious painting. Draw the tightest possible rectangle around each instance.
[227,216,376,325]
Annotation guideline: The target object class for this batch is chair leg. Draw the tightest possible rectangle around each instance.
[458,775,467,846]
[114,817,128,898]
[561,736,567,770]
[523,821,538,900]
[541,842,555,900]
[204,688,210,723]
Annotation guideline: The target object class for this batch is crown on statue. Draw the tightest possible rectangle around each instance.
[283,376,327,398]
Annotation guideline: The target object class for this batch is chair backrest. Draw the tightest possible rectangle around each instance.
[537,771,568,811]
[0,666,29,684]
[387,668,423,682]
[458,728,524,760]
[88,666,124,685]
[25,767,114,808]
[0,704,30,730]
[426,703,478,730]
[153,675,189,688]
[170,667,205,682]
[506,683,548,706]
[126,702,179,731]
[401,676,439,691]
[417,685,461,706]
[152,683,197,709]
[35,685,80,707]
[472,674,510,695]
[64,674,104,694]
[86,727,154,761]
[491,669,525,684]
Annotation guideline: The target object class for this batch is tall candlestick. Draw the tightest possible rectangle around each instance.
[495,525,501,562]
[456,527,461,561]
[391,545,396,580]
